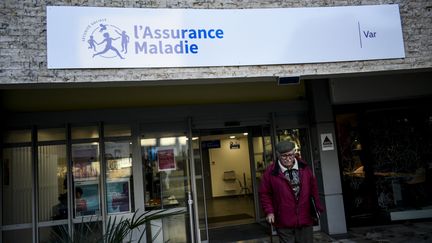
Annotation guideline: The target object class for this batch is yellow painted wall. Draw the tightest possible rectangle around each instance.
[209,137,251,197]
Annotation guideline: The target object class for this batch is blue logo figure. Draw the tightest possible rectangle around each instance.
[93,33,124,59]
[99,24,107,32]
[87,35,97,51]
[86,22,128,60]
[115,30,130,54]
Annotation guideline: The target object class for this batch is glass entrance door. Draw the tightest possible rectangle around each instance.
[250,126,274,222]
[193,127,267,242]
[140,122,192,242]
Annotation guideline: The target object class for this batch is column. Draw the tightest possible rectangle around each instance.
[306,79,347,235]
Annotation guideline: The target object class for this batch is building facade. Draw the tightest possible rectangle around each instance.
[0,1,431,243]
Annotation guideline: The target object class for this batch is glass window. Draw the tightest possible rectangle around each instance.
[71,126,99,140]
[250,126,272,221]
[73,221,103,242]
[2,147,33,225]
[39,224,68,243]
[2,228,32,243]
[191,136,207,241]
[141,135,188,210]
[335,113,371,226]
[38,145,68,221]
[3,129,31,143]
[253,130,273,172]
[105,141,134,214]
[336,109,432,226]
[104,124,131,137]
[162,214,188,242]
[72,143,101,217]
[38,128,66,142]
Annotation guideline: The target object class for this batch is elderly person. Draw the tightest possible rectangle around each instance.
[259,140,324,243]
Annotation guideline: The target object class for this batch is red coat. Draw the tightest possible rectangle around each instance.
[259,158,324,228]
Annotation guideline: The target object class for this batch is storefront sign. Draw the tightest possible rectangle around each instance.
[47,5,404,69]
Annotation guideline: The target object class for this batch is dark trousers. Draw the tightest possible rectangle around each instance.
[276,226,313,243]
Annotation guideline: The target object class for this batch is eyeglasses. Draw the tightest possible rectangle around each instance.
[280,153,295,160]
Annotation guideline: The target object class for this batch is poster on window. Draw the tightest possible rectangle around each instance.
[105,142,130,159]
[157,147,176,171]
[74,182,100,217]
[107,179,131,214]
[105,142,132,179]
[72,144,100,180]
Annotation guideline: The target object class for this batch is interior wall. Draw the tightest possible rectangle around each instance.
[208,137,251,197]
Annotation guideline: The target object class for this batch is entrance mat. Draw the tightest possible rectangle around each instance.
[209,223,269,242]
[207,213,253,224]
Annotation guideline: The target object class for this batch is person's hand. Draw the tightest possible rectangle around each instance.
[266,213,275,224]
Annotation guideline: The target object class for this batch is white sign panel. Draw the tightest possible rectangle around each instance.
[320,133,335,151]
[47,5,405,69]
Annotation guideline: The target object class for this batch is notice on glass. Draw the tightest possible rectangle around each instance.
[72,144,100,180]
[157,147,176,171]
[107,180,131,214]
[74,182,100,216]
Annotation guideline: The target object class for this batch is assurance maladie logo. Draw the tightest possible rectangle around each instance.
[82,19,225,60]
[82,19,128,59]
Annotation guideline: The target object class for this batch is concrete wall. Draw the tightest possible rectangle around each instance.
[0,0,431,86]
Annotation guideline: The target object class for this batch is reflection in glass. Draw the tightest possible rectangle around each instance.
[38,145,68,221]
[253,136,273,173]
[192,137,208,241]
[251,126,272,221]
[104,124,131,137]
[336,111,432,226]
[2,147,32,225]
[71,126,99,140]
[38,128,66,142]
[39,224,68,243]
[72,143,100,217]
[162,214,188,242]
[3,129,31,143]
[74,221,103,242]
[141,136,188,210]
[105,141,133,214]
[2,228,32,243]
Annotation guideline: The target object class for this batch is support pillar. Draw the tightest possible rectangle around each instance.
[306,79,347,235]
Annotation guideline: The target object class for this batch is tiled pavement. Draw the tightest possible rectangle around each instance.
[229,221,432,243]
